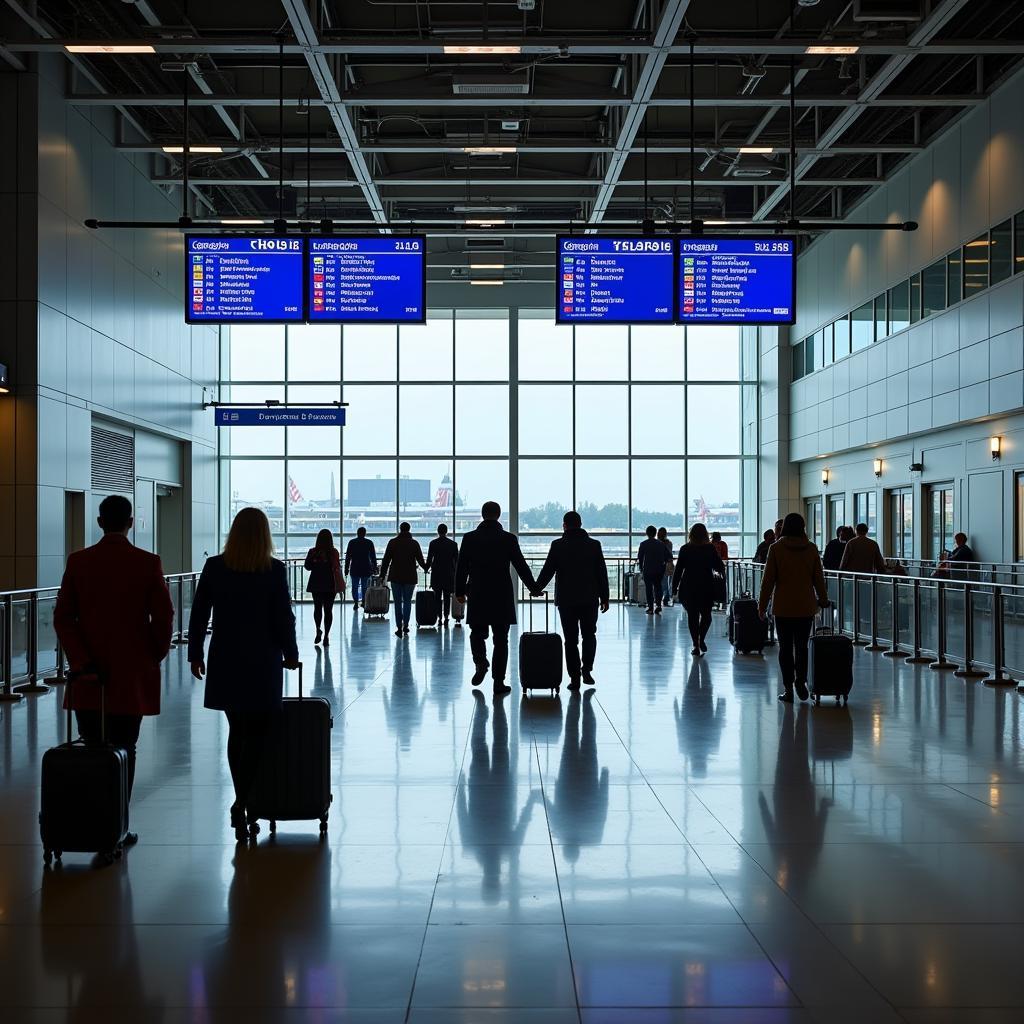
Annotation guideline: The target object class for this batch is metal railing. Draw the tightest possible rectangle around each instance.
[727,559,1024,690]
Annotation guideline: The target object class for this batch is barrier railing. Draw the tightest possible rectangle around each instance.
[727,559,1024,690]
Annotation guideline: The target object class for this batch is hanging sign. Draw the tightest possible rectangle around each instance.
[214,407,346,427]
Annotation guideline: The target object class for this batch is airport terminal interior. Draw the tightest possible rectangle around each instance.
[4,0,1024,1020]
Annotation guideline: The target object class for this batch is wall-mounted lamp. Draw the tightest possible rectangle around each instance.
[821,468,830,486]
[0,362,9,394]
[991,436,1002,460]
[873,458,883,477]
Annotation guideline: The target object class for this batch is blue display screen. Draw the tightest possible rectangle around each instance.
[185,235,304,323]
[556,236,674,324]
[214,407,346,427]
[308,237,426,323]
[677,237,795,324]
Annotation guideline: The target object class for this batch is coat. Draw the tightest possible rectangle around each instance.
[534,528,609,608]
[758,536,828,619]
[838,534,886,574]
[380,533,426,585]
[54,534,174,716]
[425,535,459,589]
[821,538,847,571]
[187,556,298,713]
[455,519,537,627]
[636,537,671,579]
[304,546,342,594]
[671,542,725,612]
[344,536,377,578]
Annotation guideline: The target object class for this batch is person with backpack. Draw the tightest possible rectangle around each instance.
[304,529,344,646]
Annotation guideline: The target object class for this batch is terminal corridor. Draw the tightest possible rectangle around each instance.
[3,603,1023,1022]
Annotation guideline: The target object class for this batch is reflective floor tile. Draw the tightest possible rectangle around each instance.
[582,1010,813,1024]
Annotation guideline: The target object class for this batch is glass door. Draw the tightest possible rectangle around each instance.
[828,495,846,537]
[853,490,877,536]
[805,497,823,549]
[889,488,914,559]
[927,483,954,560]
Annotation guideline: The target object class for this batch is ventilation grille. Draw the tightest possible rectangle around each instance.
[452,75,530,96]
[91,426,135,492]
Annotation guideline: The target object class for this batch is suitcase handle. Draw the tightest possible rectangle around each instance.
[528,590,550,632]
[283,661,304,700]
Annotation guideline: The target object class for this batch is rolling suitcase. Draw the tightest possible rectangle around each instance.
[731,597,767,654]
[451,593,466,625]
[519,594,563,695]
[363,576,390,619]
[40,671,130,867]
[416,572,439,628]
[809,605,854,706]
[247,663,333,836]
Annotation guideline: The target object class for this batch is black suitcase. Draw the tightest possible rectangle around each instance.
[727,592,752,645]
[809,607,854,706]
[416,583,439,628]
[519,595,563,694]
[39,672,130,867]
[247,664,333,836]
[731,597,767,654]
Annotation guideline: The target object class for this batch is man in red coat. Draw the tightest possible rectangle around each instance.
[54,495,174,842]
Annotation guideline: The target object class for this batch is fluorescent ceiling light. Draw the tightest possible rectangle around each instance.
[66,44,156,54]
[220,219,265,225]
[738,146,774,154]
[162,145,223,154]
[470,279,504,285]
[805,45,859,55]
[470,263,505,269]
[462,146,517,154]
[444,45,521,54]
[465,218,506,226]
[965,239,991,246]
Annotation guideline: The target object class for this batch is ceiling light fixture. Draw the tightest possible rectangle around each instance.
[162,145,223,154]
[66,44,156,54]
[462,146,517,154]
[806,45,860,55]
[470,279,504,285]
[470,263,505,269]
[444,45,522,55]
[219,219,265,225]
[738,146,774,154]
[465,218,506,226]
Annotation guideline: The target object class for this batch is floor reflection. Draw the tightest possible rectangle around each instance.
[381,643,426,750]
[673,657,727,778]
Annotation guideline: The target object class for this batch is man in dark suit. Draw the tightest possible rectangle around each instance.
[54,495,175,843]
[455,501,538,696]
[344,526,378,607]
[533,511,609,690]
[425,523,460,627]
[636,524,671,615]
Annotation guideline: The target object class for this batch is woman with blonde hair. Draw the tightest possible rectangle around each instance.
[188,507,299,840]
[671,522,725,657]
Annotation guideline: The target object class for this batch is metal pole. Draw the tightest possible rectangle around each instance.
[865,577,885,651]
[44,638,67,686]
[984,587,1014,686]
[171,577,186,645]
[14,593,50,694]
[851,576,866,645]
[954,583,987,679]
[883,576,909,658]
[0,595,24,703]
[905,577,931,664]
[930,580,958,670]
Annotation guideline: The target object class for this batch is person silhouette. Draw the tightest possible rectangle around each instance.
[673,658,726,778]
[547,691,609,862]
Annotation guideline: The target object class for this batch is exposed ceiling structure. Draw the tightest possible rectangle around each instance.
[2,0,1023,276]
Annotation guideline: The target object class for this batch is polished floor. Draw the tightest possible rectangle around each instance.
[2,602,1024,1022]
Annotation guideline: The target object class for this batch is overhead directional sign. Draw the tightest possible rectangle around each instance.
[676,237,796,325]
[214,407,346,427]
[555,236,675,324]
[186,235,304,323]
[307,236,426,323]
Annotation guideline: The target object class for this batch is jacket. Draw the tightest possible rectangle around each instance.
[304,546,342,594]
[949,543,976,563]
[671,542,726,610]
[54,534,174,716]
[753,540,772,564]
[636,537,671,578]
[838,534,886,574]
[534,528,610,607]
[187,555,298,713]
[425,535,459,588]
[380,533,426,585]
[455,519,537,627]
[344,536,377,578]
[758,536,828,619]
[712,540,729,561]
[821,538,847,572]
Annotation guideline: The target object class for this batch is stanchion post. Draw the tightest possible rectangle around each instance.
[0,594,24,703]
[851,576,866,646]
[905,578,932,664]
[13,592,50,694]
[865,578,885,652]
[44,638,66,686]
[930,581,958,671]
[883,576,909,658]
[954,583,988,679]
[984,587,1014,686]
[171,577,186,646]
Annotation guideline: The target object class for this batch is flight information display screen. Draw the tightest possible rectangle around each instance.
[555,236,675,324]
[307,236,426,323]
[185,236,304,323]
[676,237,796,324]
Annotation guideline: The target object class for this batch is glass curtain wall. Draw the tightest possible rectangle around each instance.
[218,310,757,565]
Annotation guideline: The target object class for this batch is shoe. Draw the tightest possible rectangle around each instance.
[314,630,322,645]
[778,692,795,703]
[403,626,410,636]
[646,608,654,615]
[655,606,662,615]
[471,663,488,686]
[582,670,596,687]
[493,681,512,696]
[567,676,581,691]
[120,831,139,848]
[795,679,809,702]
[692,646,700,655]
[395,628,404,638]
[700,640,708,653]
[323,634,330,646]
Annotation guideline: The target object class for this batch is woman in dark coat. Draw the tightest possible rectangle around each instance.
[188,507,299,840]
[304,528,344,646]
[672,522,726,657]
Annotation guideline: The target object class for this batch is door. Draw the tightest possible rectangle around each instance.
[156,484,184,573]
[64,491,86,561]
[926,483,954,560]
[853,490,878,536]
[828,495,846,538]
[133,480,155,553]
[889,488,913,559]
[805,498,823,549]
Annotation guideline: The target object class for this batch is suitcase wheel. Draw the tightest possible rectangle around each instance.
[319,816,328,835]
[43,849,52,866]
[269,820,277,835]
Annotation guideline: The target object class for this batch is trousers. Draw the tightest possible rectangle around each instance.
[470,621,511,682]
[76,711,143,799]
[312,591,335,635]
[557,602,599,678]
[391,582,415,627]
[224,710,276,809]
[774,616,814,692]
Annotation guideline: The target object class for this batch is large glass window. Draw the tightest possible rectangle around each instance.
[853,491,877,537]
[890,488,914,559]
[921,259,947,318]
[964,233,990,294]
[927,483,954,559]
[990,219,1013,286]
[851,301,873,350]
[888,280,910,334]
[220,314,757,561]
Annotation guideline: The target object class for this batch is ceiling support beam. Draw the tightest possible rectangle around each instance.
[279,0,387,225]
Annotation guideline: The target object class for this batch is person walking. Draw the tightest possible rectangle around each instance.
[821,526,851,572]
[711,532,729,562]
[753,528,775,564]
[757,512,829,703]
[425,523,460,627]
[533,510,610,690]
[672,523,726,657]
[657,527,675,607]
[187,507,299,841]
[455,501,538,696]
[380,522,427,638]
[636,525,671,615]
[304,529,344,646]
[344,526,378,607]
[838,522,886,574]
[53,495,175,847]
